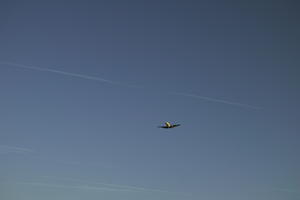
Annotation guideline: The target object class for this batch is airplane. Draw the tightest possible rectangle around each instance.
[158,122,181,129]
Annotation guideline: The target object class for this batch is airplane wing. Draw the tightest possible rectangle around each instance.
[158,126,167,128]
[172,124,181,127]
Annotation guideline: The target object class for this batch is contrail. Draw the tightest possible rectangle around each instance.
[1,61,261,110]
[272,188,300,194]
[0,62,141,88]
[171,92,262,110]
[16,182,137,192]
[0,145,34,154]
[41,176,192,197]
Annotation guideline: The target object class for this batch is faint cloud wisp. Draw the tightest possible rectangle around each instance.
[38,176,193,197]
[0,145,33,154]
[273,188,300,194]
[16,182,137,192]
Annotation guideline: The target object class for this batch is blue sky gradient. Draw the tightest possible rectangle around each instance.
[1,1,300,199]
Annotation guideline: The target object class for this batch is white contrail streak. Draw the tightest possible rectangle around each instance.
[0,62,141,88]
[16,182,136,192]
[171,92,262,110]
[0,145,33,154]
[41,176,192,197]
[1,61,261,110]
[273,188,300,194]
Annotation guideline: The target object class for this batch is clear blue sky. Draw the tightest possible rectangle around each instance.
[0,1,299,200]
